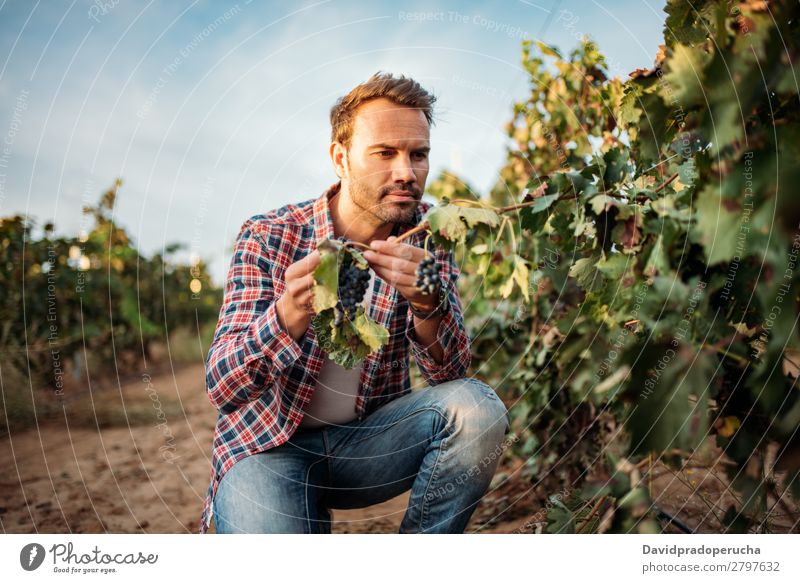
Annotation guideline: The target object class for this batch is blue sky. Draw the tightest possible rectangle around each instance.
[0,0,666,283]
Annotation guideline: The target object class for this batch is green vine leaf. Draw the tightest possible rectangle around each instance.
[691,185,744,265]
[569,257,603,292]
[423,203,500,246]
[625,346,713,456]
[519,193,560,233]
[498,254,531,302]
[311,239,340,312]
[353,310,389,353]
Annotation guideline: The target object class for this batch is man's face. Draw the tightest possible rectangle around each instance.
[341,97,430,225]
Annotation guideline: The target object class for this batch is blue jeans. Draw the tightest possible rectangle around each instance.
[213,377,509,533]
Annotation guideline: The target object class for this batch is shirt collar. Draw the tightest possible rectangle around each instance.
[313,180,425,245]
[312,181,340,244]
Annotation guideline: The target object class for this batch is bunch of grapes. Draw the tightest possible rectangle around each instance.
[415,253,441,296]
[334,262,371,325]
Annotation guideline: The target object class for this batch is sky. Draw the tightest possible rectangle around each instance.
[0,0,666,284]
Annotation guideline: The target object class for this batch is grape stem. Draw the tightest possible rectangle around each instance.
[393,224,428,244]
[494,216,509,247]
[422,231,434,258]
[496,199,548,214]
[654,172,680,193]
[342,240,371,251]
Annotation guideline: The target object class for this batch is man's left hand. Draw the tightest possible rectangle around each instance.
[363,236,439,312]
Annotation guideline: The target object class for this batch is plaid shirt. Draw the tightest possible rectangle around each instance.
[199,181,472,533]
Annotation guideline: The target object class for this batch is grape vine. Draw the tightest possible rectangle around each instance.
[309,0,800,533]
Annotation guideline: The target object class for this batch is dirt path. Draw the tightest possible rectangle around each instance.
[2,363,796,533]
[0,364,216,532]
[0,363,515,533]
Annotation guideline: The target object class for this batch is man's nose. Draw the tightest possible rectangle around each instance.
[391,153,417,184]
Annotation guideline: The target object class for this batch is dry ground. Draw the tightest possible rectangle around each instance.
[1,363,796,533]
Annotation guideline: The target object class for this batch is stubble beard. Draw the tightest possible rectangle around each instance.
[347,164,420,226]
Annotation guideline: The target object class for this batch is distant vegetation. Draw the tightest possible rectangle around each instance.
[0,179,222,431]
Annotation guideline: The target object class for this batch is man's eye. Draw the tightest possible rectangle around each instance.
[376,151,427,159]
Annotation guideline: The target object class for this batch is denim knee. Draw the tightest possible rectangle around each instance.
[429,377,509,440]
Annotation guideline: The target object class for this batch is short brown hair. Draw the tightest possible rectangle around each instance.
[329,71,437,149]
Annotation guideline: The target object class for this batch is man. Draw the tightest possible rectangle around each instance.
[200,72,509,534]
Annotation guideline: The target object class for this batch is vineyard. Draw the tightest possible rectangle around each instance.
[453,0,800,533]
[2,0,799,535]
[0,180,222,431]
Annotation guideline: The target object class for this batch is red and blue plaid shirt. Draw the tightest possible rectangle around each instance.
[199,181,472,533]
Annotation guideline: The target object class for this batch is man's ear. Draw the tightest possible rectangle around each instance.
[330,142,347,179]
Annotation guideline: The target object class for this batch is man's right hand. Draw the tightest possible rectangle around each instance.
[275,249,321,342]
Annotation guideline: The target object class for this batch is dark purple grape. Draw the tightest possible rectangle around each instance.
[415,254,441,296]
[337,261,371,320]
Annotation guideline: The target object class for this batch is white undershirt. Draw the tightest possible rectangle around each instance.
[299,268,376,429]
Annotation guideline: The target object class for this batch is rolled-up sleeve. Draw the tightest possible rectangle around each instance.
[405,247,471,384]
[205,220,303,414]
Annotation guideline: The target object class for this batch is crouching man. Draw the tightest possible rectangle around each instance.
[200,71,509,534]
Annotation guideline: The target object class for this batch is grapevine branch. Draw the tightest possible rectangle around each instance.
[394,171,680,246]
[575,495,608,533]
[393,224,426,244]
[654,172,680,193]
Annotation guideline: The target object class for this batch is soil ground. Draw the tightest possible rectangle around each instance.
[1,363,797,533]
